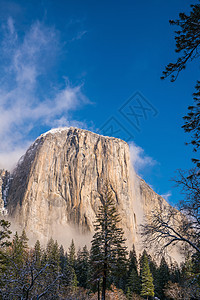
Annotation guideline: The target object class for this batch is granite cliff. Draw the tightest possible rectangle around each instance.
[0,127,175,255]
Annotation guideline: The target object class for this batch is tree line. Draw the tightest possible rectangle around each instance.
[0,186,199,300]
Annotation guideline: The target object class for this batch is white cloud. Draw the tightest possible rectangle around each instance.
[0,18,89,171]
[129,142,157,174]
[161,192,172,202]
[0,143,31,171]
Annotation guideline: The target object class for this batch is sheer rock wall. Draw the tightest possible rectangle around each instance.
[3,128,171,252]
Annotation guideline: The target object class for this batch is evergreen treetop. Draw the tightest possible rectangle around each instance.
[140,251,154,299]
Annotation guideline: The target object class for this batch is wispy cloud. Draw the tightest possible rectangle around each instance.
[0,18,89,170]
[65,18,88,42]
[71,30,87,42]
[129,143,172,201]
[129,142,157,174]
[161,192,172,202]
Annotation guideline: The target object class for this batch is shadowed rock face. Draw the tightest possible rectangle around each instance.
[0,170,11,215]
[4,127,171,252]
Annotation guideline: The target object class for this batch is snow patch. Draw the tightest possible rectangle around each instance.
[1,173,12,211]
[15,127,71,168]
[41,127,70,137]
[0,206,8,216]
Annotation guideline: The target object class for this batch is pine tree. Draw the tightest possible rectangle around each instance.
[140,251,154,299]
[59,248,73,288]
[90,184,128,300]
[160,2,200,168]
[46,237,55,259]
[45,238,61,296]
[126,287,132,300]
[0,219,11,248]
[69,266,78,291]
[139,250,147,277]
[179,254,200,299]
[76,245,89,288]
[11,231,25,267]
[127,268,140,295]
[68,239,76,267]
[0,219,11,286]
[191,249,200,281]
[46,238,60,272]
[20,229,29,262]
[34,240,42,269]
[59,245,66,273]
[112,240,128,290]
[89,235,102,295]
[148,254,159,297]
[0,219,11,264]
[157,257,170,299]
[128,244,138,275]
[170,261,180,283]
[20,229,29,249]
[126,244,140,294]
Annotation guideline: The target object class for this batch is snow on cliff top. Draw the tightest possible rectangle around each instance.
[14,126,128,173]
[35,126,128,147]
[41,127,70,137]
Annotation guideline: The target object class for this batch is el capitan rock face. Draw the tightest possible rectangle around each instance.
[2,127,173,253]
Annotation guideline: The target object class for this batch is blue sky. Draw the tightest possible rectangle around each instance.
[0,0,199,204]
